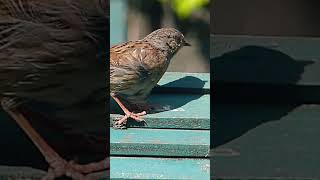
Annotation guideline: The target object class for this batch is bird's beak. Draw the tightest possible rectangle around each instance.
[184,41,191,46]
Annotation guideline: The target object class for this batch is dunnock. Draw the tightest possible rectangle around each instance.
[110,28,191,127]
[0,0,108,179]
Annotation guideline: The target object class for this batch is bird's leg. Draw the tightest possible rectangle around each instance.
[1,97,108,179]
[111,95,146,125]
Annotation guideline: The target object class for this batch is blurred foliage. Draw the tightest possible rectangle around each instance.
[127,0,210,72]
[160,0,210,19]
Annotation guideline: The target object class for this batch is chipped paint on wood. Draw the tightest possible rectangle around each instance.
[110,157,210,179]
[111,128,210,157]
[110,94,210,129]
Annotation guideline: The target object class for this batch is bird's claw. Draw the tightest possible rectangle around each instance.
[1,97,25,111]
[112,117,127,129]
[42,156,98,180]
[112,111,147,129]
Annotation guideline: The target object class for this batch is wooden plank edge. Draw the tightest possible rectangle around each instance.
[110,128,210,157]
[110,156,210,180]
[110,114,210,129]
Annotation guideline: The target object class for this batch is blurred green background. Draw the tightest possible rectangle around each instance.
[110,0,210,73]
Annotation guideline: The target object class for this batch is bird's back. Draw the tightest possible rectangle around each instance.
[0,0,108,106]
[110,40,169,104]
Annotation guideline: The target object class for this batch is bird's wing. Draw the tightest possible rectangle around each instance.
[110,40,165,101]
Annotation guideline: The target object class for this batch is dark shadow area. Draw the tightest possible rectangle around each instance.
[174,16,210,64]
[153,76,208,94]
[0,111,47,170]
[213,46,313,85]
[0,90,109,172]
[211,46,311,148]
[128,0,163,30]
[212,103,300,148]
[211,0,320,37]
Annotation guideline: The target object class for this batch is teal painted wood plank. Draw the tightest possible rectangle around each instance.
[213,103,320,179]
[110,0,127,45]
[110,157,210,179]
[110,94,210,129]
[211,35,320,86]
[110,128,210,157]
[154,72,210,94]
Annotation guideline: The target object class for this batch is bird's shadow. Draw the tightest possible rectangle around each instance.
[211,45,314,148]
[110,76,206,127]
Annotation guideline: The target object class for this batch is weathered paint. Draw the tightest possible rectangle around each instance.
[110,157,210,179]
[111,128,210,157]
[110,94,210,129]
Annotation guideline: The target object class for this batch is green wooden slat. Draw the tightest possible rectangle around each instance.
[211,35,320,86]
[213,103,320,179]
[110,94,210,129]
[110,157,210,179]
[111,128,210,157]
[154,72,210,94]
[110,0,127,45]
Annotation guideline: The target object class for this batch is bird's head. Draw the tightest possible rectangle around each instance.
[143,28,191,55]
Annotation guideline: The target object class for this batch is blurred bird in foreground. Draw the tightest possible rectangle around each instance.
[110,28,190,127]
[0,0,108,179]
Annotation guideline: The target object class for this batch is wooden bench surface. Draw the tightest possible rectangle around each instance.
[111,128,210,157]
[111,94,210,129]
[213,103,320,179]
[111,72,210,129]
[211,34,320,86]
[211,34,320,103]
[110,157,209,180]
[110,72,210,179]
[211,34,320,180]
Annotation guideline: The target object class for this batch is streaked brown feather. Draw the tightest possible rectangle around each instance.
[0,0,108,107]
[110,40,168,105]
[110,28,188,111]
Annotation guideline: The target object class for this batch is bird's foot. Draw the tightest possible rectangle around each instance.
[42,157,86,180]
[113,111,147,129]
[42,157,107,180]
[1,97,25,111]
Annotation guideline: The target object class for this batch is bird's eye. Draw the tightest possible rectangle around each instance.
[168,40,177,50]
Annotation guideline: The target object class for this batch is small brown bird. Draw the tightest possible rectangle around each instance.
[0,0,108,179]
[110,28,190,127]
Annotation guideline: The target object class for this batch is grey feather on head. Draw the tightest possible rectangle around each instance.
[143,28,191,54]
